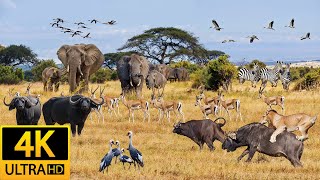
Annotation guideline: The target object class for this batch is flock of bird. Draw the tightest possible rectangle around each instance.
[50,18,117,38]
[99,131,144,173]
[210,18,311,43]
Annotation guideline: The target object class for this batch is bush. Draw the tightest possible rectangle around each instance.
[190,68,211,89]
[24,70,34,82]
[90,68,118,83]
[169,61,200,74]
[0,65,24,84]
[31,59,57,81]
[245,59,266,69]
[293,70,320,91]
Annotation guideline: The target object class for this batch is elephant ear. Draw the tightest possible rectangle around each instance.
[83,44,103,66]
[116,56,131,82]
[57,45,70,67]
[139,55,149,79]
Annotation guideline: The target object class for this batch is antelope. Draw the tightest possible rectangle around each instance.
[89,86,105,123]
[102,87,120,117]
[197,88,221,106]
[25,83,40,98]
[120,94,150,123]
[195,95,219,119]
[151,95,184,123]
[258,87,285,114]
[219,93,242,121]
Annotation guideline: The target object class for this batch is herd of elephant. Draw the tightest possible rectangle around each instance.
[42,43,189,99]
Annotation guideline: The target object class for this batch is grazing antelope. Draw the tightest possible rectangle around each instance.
[120,94,150,123]
[197,88,221,106]
[151,95,184,123]
[258,87,285,113]
[89,86,105,123]
[219,93,242,121]
[195,95,219,119]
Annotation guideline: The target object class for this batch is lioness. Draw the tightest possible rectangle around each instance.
[260,109,317,143]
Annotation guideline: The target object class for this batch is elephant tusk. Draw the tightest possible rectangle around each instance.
[67,65,70,73]
[130,78,134,87]
[137,79,141,87]
[77,66,83,76]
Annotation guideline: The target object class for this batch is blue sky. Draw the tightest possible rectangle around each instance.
[0,0,319,63]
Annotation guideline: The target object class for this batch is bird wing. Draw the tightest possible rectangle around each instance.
[290,19,294,26]
[270,21,274,28]
[307,32,310,37]
[211,20,219,28]
[250,38,254,43]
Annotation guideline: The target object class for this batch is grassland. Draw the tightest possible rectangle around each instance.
[1,81,319,180]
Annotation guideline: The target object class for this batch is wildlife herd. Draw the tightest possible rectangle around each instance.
[1,43,318,174]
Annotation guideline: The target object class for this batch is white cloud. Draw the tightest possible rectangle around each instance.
[0,0,16,9]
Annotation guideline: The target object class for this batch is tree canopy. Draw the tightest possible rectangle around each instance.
[0,45,38,66]
[118,27,207,64]
[31,59,57,81]
[245,59,266,69]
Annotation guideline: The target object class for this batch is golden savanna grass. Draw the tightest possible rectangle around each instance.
[0,81,320,180]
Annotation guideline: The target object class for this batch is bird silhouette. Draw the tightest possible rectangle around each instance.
[222,39,236,43]
[285,18,295,28]
[53,18,64,24]
[89,19,99,24]
[210,19,223,31]
[78,25,90,29]
[301,32,311,40]
[103,20,117,25]
[99,140,114,173]
[264,21,275,30]
[82,33,91,38]
[247,35,259,43]
[50,23,59,27]
[127,131,144,170]
[63,30,74,33]
[71,31,82,37]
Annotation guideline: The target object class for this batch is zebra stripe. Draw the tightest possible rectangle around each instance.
[260,62,282,87]
[238,63,260,87]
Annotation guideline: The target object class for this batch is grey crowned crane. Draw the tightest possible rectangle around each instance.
[112,140,121,164]
[264,21,275,30]
[99,139,114,173]
[210,19,223,31]
[247,35,259,43]
[127,131,144,169]
[301,32,311,40]
[285,18,295,28]
[119,148,134,169]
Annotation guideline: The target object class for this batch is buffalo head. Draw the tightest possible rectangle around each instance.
[3,96,39,111]
[69,95,104,112]
[222,132,237,152]
[172,121,186,135]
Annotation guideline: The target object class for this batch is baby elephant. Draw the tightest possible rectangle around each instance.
[42,67,66,92]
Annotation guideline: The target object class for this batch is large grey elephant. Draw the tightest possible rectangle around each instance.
[146,70,167,97]
[42,67,66,92]
[155,64,171,79]
[57,44,104,93]
[116,54,149,98]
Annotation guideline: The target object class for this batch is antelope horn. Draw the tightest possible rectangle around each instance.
[91,97,105,106]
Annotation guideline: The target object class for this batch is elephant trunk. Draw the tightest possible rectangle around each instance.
[69,66,77,92]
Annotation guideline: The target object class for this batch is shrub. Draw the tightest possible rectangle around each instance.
[90,68,118,83]
[170,61,200,74]
[293,70,320,91]
[0,65,24,84]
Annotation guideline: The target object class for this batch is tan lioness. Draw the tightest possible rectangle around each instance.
[260,109,317,143]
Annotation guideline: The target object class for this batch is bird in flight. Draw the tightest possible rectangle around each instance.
[82,33,91,38]
[50,23,59,27]
[78,25,90,29]
[264,21,275,30]
[103,20,117,25]
[71,31,82,37]
[247,35,259,43]
[210,19,223,31]
[301,32,311,40]
[62,29,74,33]
[53,18,64,24]
[89,19,99,24]
[222,39,236,43]
[285,18,295,28]
[74,22,85,25]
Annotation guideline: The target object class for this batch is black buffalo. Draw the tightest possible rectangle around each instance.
[43,95,104,136]
[3,95,41,125]
[222,123,304,167]
[173,118,226,151]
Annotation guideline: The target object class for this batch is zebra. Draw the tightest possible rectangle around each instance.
[238,62,260,88]
[279,63,291,90]
[259,61,283,91]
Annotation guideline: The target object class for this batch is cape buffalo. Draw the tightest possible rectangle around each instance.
[222,123,304,167]
[43,95,104,136]
[173,118,226,151]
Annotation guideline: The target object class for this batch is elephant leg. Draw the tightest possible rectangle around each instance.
[43,81,47,91]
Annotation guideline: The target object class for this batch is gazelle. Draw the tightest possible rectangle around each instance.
[195,95,219,119]
[258,87,285,113]
[102,87,120,117]
[151,95,184,123]
[219,93,242,121]
[120,94,150,123]
[197,88,221,106]
[25,83,40,98]
[89,86,105,123]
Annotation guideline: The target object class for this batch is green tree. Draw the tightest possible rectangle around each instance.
[31,59,57,81]
[245,59,266,69]
[0,65,24,84]
[206,55,237,91]
[0,44,38,66]
[104,51,137,69]
[118,27,207,64]
[169,60,200,74]
[0,44,5,52]
[90,68,118,83]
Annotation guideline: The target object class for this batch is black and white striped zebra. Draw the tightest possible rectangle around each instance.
[280,63,291,90]
[259,61,283,90]
[238,62,260,88]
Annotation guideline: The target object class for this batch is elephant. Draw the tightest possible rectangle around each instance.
[155,64,172,79]
[116,54,149,98]
[174,67,189,81]
[146,70,167,97]
[57,44,104,93]
[42,67,66,92]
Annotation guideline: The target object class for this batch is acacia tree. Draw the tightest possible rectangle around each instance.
[0,45,38,66]
[118,27,207,64]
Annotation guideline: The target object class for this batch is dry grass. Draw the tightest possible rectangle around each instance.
[1,81,320,180]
